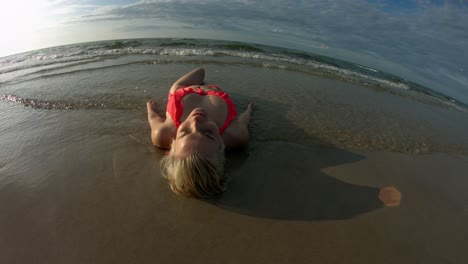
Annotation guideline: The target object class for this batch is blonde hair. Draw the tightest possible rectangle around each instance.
[160,141,226,198]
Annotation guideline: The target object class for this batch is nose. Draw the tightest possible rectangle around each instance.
[189,116,205,131]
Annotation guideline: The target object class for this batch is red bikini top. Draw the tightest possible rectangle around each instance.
[167,85,238,134]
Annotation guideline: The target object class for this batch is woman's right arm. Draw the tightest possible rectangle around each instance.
[223,102,255,149]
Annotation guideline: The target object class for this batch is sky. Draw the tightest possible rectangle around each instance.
[0,0,467,102]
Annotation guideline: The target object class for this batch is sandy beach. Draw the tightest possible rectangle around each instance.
[1,57,467,263]
[1,119,466,263]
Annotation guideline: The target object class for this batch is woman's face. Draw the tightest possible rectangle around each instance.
[173,108,223,158]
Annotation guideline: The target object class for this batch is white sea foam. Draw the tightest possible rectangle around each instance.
[358,65,379,73]
[0,45,420,94]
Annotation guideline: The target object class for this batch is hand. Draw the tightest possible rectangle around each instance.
[247,102,255,113]
[147,100,163,121]
[237,102,255,126]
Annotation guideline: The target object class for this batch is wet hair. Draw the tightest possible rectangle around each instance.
[160,140,226,198]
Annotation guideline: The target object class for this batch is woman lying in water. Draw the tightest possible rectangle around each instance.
[147,68,254,198]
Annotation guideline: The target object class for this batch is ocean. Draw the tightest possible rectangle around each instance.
[1,38,465,109]
[1,38,467,263]
[0,38,467,153]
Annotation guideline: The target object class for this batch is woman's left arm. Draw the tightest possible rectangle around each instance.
[147,101,175,149]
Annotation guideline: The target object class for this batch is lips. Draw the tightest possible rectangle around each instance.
[190,108,207,118]
[192,112,206,117]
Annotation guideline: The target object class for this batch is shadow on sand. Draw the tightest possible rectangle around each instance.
[214,94,383,221]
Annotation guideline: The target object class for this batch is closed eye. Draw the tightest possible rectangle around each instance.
[177,129,190,139]
[204,133,215,141]
[202,130,216,140]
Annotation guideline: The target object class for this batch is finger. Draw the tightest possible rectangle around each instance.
[147,101,160,119]
[148,100,159,110]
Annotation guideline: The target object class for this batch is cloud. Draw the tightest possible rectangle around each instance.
[28,0,468,101]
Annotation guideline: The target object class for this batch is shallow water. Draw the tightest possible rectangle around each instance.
[1,49,468,263]
[2,61,468,154]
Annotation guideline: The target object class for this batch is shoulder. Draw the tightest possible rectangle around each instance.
[152,118,177,149]
[222,119,249,150]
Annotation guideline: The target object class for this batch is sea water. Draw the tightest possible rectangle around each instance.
[1,38,467,154]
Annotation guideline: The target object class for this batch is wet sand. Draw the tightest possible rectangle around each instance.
[1,127,466,263]
[1,64,467,263]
